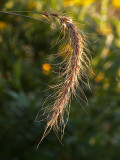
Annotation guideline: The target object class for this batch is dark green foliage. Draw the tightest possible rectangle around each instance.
[0,0,120,159]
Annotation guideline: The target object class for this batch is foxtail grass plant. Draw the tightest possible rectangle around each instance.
[0,11,92,146]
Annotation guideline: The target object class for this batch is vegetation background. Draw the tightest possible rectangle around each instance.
[0,0,120,159]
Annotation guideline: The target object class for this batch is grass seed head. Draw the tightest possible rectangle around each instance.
[36,12,92,146]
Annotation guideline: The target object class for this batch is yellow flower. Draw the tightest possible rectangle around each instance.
[96,24,112,36]
[42,63,51,71]
[115,39,120,47]
[95,73,104,83]
[112,0,120,9]
[27,1,37,10]
[64,0,97,7]
[42,63,51,75]
[0,21,7,30]
[5,1,13,9]
[117,69,120,77]
[64,0,74,6]
[102,27,112,36]
[77,0,97,6]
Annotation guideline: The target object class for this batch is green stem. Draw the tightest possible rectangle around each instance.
[100,0,108,31]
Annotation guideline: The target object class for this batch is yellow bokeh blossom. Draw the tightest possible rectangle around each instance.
[115,39,120,47]
[5,1,13,9]
[0,21,7,31]
[64,0,97,7]
[77,0,97,6]
[95,73,104,83]
[27,1,37,10]
[117,69,120,77]
[96,24,112,36]
[112,0,120,9]
[42,63,51,75]
[102,27,112,36]
[64,0,74,6]
[42,63,51,71]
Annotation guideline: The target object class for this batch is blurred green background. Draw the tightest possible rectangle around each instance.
[0,0,120,159]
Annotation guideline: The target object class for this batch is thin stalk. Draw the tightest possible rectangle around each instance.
[0,11,58,29]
